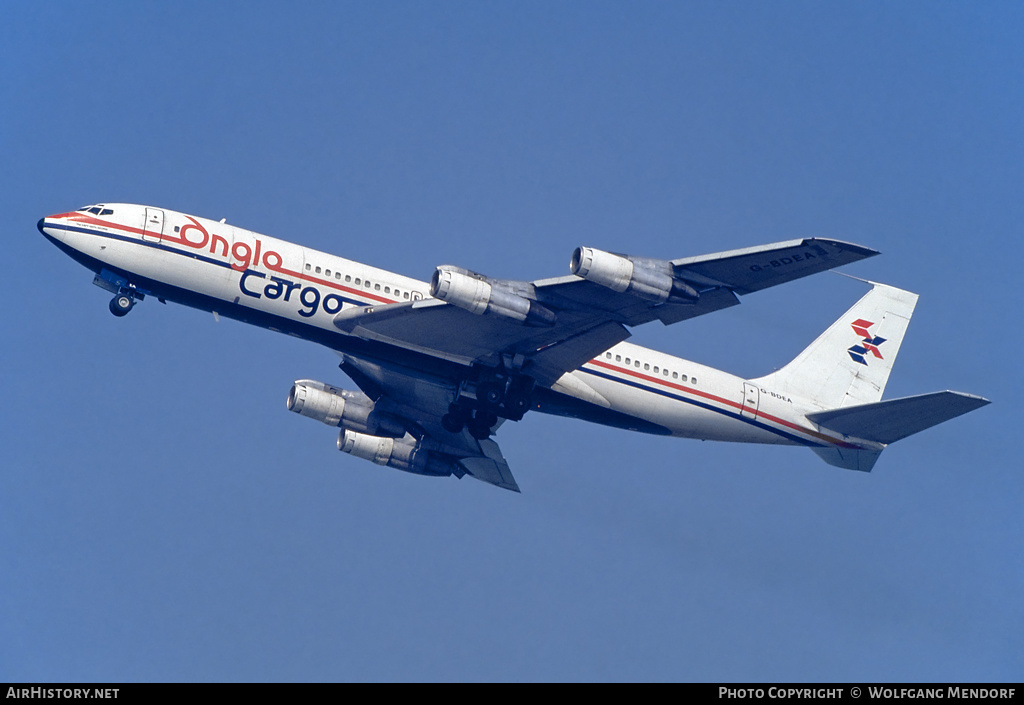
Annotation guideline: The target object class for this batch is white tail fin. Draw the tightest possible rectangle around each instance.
[752,283,918,409]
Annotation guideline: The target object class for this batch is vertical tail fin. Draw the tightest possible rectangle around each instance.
[752,282,918,409]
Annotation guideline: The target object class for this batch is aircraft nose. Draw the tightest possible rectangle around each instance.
[38,214,66,243]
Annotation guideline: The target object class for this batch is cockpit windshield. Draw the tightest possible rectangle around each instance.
[78,205,114,216]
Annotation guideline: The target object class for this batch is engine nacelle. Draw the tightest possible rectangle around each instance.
[569,247,699,303]
[287,381,405,437]
[430,267,556,327]
[337,430,454,477]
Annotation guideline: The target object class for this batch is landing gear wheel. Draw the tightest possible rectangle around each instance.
[441,413,464,433]
[476,382,503,406]
[109,294,135,317]
[467,422,492,440]
[506,393,531,417]
[442,404,470,434]
[467,410,498,439]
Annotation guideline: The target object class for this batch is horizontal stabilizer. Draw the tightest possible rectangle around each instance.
[807,391,990,445]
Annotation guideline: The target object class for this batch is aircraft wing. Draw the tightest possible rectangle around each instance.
[333,238,877,386]
[337,356,521,491]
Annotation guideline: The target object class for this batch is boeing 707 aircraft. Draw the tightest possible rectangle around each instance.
[38,204,989,492]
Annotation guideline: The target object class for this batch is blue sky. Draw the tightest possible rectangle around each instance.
[2,1,1021,681]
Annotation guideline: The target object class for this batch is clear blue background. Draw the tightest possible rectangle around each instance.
[2,1,1020,682]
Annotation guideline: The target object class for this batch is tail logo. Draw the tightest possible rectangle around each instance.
[848,318,886,365]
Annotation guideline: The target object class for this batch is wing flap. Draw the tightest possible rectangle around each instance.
[334,299,616,369]
[526,321,629,387]
[457,439,520,492]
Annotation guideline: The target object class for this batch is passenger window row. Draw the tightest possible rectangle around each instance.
[604,351,696,385]
[304,262,420,301]
[159,224,418,302]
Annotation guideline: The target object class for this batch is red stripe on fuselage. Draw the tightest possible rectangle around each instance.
[60,214,404,305]
[586,358,856,448]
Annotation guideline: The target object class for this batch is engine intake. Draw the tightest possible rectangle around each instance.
[570,247,699,303]
[430,267,556,327]
[287,381,404,437]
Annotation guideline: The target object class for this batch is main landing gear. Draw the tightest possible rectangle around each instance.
[442,405,499,440]
[441,370,535,439]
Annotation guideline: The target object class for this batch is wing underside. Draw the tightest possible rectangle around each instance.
[337,355,522,492]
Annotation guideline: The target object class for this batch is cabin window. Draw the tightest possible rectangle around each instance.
[315,266,322,274]
[605,352,612,359]
[681,375,687,382]
[663,369,669,376]
[355,278,361,285]
[374,283,381,291]
[625,358,631,365]
[325,269,331,277]
[385,286,391,294]
[616,355,621,362]
[364,280,371,288]
[336,272,341,280]
[174,226,180,232]
[644,363,650,371]
[691,377,697,385]
[305,264,312,271]
[672,372,678,379]
[404,292,410,299]
[345,275,351,282]
[653,366,659,373]
[634,360,640,368]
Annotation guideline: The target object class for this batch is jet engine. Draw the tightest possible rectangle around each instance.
[569,247,699,303]
[337,430,456,477]
[430,267,556,327]
[287,380,405,437]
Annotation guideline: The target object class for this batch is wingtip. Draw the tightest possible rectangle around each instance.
[945,390,992,407]
[814,238,881,259]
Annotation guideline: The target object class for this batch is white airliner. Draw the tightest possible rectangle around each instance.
[38,204,989,492]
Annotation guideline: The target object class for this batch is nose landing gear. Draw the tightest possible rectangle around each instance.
[108,290,137,317]
[94,270,145,317]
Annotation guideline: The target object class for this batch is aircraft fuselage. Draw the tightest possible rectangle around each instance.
[37,203,884,469]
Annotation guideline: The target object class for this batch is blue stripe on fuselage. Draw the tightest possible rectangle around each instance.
[50,222,372,309]
[578,366,821,447]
